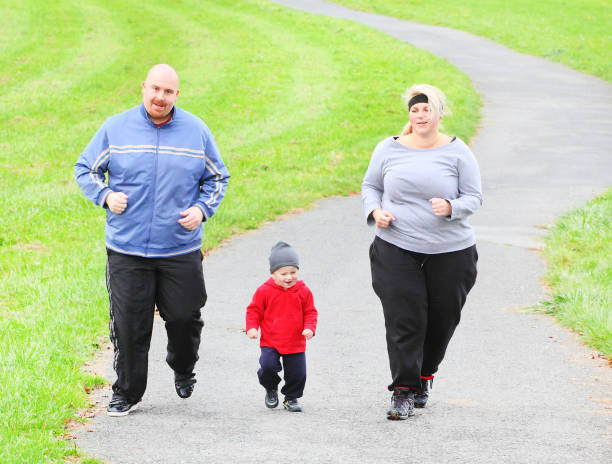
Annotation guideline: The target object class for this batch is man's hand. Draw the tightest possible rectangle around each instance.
[246,328,258,339]
[302,329,314,340]
[178,206,204,230]
[106,192,128,214]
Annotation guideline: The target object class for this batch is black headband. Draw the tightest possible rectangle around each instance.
[408,93,428,109]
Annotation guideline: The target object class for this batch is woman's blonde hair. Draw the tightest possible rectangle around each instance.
[401,84,449,135]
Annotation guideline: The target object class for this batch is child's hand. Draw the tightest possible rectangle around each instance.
[246,328,258,339]
[302,329,314,340]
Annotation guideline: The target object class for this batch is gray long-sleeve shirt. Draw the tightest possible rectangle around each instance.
[362,136,482,254]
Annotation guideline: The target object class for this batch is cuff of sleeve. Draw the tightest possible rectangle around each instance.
[446,199,457,221]
[98,189,112,208]
[365,206,380,225]
[195,204,209,221]
[363,200,381,224]
[367,211,376,226]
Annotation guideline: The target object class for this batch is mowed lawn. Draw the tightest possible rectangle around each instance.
[330,0,612,82]
[0,0,479,462]
[542,190,612,359]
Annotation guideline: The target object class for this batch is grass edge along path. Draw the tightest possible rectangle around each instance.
[328,0,612,83]
[0,0,479,462]
[540,189,612,360]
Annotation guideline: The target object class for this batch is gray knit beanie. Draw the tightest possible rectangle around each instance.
[269,241,299,273]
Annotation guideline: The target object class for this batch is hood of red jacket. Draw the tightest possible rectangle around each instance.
[263,277,305,293]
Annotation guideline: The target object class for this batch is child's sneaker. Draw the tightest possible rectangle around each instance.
[265,389,279,408]
[283,398,302,412]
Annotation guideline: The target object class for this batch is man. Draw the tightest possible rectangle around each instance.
[75,64,229,416]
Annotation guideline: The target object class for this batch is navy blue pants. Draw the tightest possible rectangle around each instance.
[258,347,306,400]
[369,236,478,391]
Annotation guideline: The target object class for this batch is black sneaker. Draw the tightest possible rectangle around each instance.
[387,389,414,420]
[414,376,433,408]
[175,374,197,399]
[283,398,302,412]
[265,389,279,408]
[107,397,139,417]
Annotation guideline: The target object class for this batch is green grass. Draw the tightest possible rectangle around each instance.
[540,189,612,359]
[0,0,479,461]
[330,0,612,82]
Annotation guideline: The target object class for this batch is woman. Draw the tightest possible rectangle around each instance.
[362,84,482,420]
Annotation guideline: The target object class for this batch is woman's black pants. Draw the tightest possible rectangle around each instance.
[106,249,206,403]
[369,236,478,391]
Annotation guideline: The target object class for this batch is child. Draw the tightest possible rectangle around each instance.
[246,241,318,412]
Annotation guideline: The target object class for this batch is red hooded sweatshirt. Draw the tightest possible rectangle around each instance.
[245,278,318,354]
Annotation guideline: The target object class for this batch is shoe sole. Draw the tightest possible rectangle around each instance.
[265,400,279,408]
[387,411,413,420]
[107,403,138,417]
[283,404,302,412]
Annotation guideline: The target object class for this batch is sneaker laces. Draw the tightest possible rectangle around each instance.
[392,390,412,412]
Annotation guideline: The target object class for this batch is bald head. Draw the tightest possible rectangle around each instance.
[145,64,179,87]
[142,64,180,124]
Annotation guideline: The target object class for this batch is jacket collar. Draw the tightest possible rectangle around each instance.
[264,277,303,292]
[139,103,177,128]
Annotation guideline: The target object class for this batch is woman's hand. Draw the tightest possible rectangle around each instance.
[372,209,395,228]
[246,328,258,339]
[429,198,452,217]
[302,329,314,340]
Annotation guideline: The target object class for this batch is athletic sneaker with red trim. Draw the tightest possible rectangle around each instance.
[414,376,433,408]
[387,388,414,420]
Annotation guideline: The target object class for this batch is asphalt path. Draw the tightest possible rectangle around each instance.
[75,1,612,463]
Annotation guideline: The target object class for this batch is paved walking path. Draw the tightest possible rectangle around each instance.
[75,1,612,462]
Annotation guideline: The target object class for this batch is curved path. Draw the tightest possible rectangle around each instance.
[75,1,612,463]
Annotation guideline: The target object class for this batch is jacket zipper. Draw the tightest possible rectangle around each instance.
[145,126,161,256]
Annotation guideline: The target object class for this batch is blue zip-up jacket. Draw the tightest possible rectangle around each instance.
[75,104,230,257]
